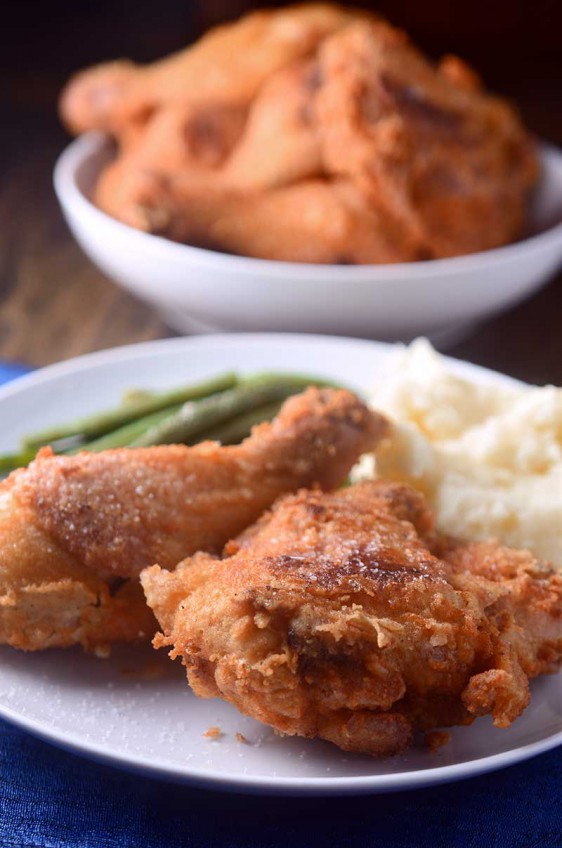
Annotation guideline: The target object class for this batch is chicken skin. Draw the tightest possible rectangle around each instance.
[142,482,562,756]
[0,388,386,653]
[313,21,538,259]
[63,5,538,264]
[126,177,408,264]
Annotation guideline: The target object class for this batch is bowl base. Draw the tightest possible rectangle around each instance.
[159,309,225,335]
[159,308,479,350]
[426,320,480,349]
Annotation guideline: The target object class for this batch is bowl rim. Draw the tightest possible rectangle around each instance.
[54,131,562,281]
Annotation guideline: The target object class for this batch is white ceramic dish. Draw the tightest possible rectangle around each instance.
[54,135,562,342]
[0,333,561,796]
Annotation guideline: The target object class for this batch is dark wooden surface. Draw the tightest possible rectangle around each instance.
[1,1,561,383]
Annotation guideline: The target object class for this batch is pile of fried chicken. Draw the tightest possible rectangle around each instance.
[1,387,561,757]
[59,4,539,264]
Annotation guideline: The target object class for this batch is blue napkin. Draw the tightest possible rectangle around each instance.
[0,364,560,848]
[0,361,30,383]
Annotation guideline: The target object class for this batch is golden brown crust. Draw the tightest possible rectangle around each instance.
[142,481,562,756]
[11,389,385,579]
[0,490,155,652]
[94,101,249,229]
[313,20,538,259]
[136,177,415,264]
[0,388,386,652]
[64,6,538,264]
[442,540,562,682]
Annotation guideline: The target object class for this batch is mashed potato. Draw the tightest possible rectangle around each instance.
[355,339,562,568]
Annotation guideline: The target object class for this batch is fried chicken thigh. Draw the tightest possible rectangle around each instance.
[142,482,562,756]
[314,20,538,259]
[0,388,385,653]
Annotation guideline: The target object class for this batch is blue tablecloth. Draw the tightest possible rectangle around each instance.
[0,361,30,383]
[0,362,560,848]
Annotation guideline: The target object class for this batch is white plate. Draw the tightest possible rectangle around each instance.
[54,135,562,342]
[0,334,560,796]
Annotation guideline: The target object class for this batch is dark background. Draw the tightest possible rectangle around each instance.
[1,1,562,378]
[4,1,561,105]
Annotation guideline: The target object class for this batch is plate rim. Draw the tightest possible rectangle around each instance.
[1,694,561,796]
[0,331,524,405]
[0,331,559,795]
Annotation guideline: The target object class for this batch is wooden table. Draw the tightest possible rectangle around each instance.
[1,3,561,385]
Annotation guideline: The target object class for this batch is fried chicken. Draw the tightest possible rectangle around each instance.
[0,388,386,653]
[142,482,562,756]
[63,5,538,264]
[88,7,373,242]
[314,20,538,259]
[126,177,409,263]
[94,101,249,231]
[221,59,323,192]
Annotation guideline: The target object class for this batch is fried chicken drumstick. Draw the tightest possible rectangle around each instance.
[61,4,538,263]
[142,481,562,756]
[0,388,386,653]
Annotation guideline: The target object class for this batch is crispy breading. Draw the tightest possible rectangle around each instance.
[0,389,386,652]
[65,6,538,263]
[142,482,562,756]
[440,539,562,724]
[95,101,249,229]
[314,20,538,258]
[0,492,154,653]
[128,177,412,263]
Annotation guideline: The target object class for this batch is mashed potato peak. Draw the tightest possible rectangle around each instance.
[357,339,562,568]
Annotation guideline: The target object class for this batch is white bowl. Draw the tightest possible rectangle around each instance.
[54,133,562,341]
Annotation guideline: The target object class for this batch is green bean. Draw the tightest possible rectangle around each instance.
[71,372,334,450]
[22,372,238,449]
[203,400,283,445]
[243,372,343,391]
[0,448,39,474]
[120,388,157,406]
[69,405,183,453]
[0,404,183,470]
[130,375,322,448]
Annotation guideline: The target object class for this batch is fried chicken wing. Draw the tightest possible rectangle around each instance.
[0,388,386,653]
[142,482,562,756]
